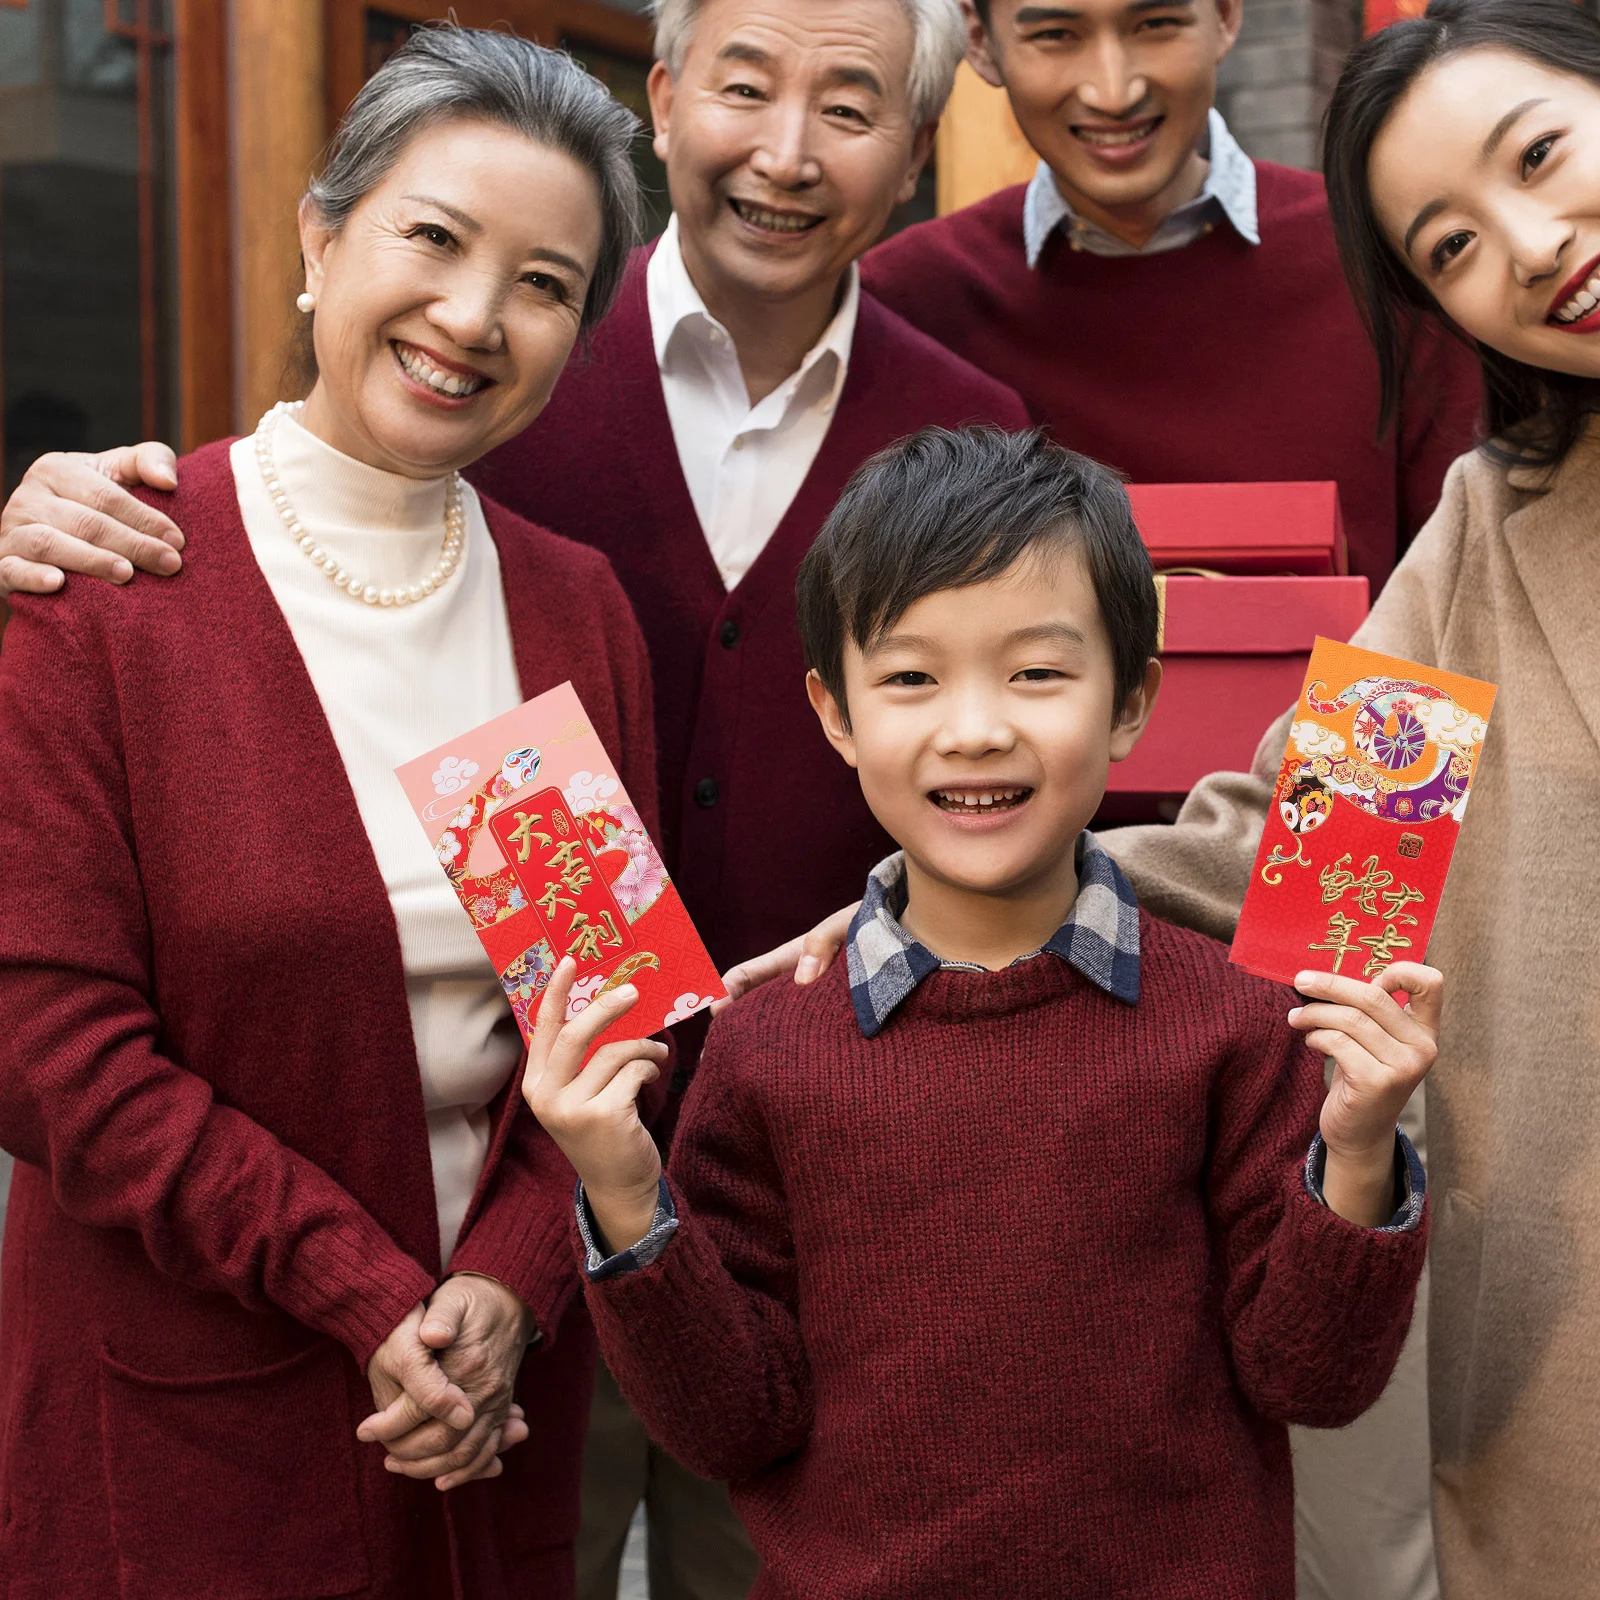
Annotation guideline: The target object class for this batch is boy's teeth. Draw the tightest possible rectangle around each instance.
[937,788,1026,810]
[1553,273,1600,323]
[396,342,486,396]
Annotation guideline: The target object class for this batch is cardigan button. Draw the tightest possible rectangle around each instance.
[719,619,740,649]
[694,777,720,809]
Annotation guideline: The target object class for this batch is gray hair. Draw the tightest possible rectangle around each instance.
[651,0,966,131]
[307,26,644,331]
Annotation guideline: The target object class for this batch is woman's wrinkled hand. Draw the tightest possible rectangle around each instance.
[359,1276,533,1491]
[0,444,183,595]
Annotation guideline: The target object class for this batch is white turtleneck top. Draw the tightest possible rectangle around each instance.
[231,411,522,1266]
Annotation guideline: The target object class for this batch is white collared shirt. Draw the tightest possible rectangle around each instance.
[647,215,859,590]
[1023,108,1261,266]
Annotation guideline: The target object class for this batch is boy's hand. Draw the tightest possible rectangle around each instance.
[523,957,669,1256]
[1289,962,1442,1228]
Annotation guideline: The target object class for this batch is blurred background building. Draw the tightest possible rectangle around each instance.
[0,0,1368,497]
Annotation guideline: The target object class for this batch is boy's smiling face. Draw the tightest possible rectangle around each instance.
[809,545,1159,943]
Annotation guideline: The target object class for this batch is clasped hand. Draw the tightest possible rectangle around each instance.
[360,1273,533,1492]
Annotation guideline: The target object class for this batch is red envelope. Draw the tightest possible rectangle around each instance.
[1231,638,1497,989]
[396,682,726,1049]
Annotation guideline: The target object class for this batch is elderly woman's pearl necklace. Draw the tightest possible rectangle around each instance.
[253,400,465,608]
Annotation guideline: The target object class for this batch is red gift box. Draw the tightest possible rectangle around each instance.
[1099,482,1367,818]
[1105,574,1371,806]
[1126,481,1348,576]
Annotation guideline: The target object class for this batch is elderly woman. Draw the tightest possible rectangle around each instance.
[0,28,654,1599]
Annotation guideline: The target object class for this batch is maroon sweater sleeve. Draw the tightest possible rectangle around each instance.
[582,1020,812,1480]
[450,566,668,1328]
[0,593,435,1370]
[1208,982,1429,1428]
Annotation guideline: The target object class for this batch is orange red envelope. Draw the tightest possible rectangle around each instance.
[396,682,726,1050]
[1231,639,1497,989]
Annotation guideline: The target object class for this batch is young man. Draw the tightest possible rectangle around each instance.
[0,5,1024,1594]
[861,0,1483,586]
[527,426,1438,1599]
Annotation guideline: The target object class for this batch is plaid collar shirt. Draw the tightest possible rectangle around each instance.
[845,832,1142,1039]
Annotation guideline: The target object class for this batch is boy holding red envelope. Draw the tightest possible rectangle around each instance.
[527,428,1442,1599]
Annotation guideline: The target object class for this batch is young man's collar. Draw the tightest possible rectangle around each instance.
[1023,109,1261,268]
[846,831,1142,1038]
[646,213,860,406]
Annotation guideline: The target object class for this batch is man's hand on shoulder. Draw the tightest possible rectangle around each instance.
[0,443,183,596]
[1289,962,1442,1228]
[523,957,668,1257]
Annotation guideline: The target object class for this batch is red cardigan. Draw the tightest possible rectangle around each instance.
[0,441,657,1600]
[469,248,1031,973]
[589,917,1428,1599]
[862,165,1485,587]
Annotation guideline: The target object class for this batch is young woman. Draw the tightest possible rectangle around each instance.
[1114,4,1600,1596]
[0,28,655,1599]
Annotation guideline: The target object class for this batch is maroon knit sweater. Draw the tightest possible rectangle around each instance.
[862,165,1484,587]
[469,248,1031,971]
[586,914,1428,1599]
[0,442,658,1599]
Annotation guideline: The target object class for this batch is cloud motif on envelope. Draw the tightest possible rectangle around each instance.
[564,770,620,814]
[432,756,481,796]
[1410,698,1489,756]
[1290,721,1347,761]
[664,993,715,1026]
[564,973,610,1018]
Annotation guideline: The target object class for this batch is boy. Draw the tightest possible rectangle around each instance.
[527,427,1436,1598]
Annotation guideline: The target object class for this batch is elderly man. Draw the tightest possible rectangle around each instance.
[0,4,1024,1596]
[861,0,1482,588]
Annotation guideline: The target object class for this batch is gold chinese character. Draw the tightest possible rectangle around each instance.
[560,858,594,893]
[545,840,585,876]
[1379,883,1427,925]
[1318,853,1394,914]
[565,909,626,963]
[537,882,578,918]
[505,811,548,864]
[1309,911,1362,974]
[1359,922,1414,977]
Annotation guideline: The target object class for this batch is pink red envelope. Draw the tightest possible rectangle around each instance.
[397,682,726,1049]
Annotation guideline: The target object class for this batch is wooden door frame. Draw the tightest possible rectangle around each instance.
[174,0,233,448]
[325,1,654,130]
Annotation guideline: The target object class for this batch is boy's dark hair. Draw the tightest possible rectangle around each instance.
[797,426,1158,724]
[1324,0,1600,470]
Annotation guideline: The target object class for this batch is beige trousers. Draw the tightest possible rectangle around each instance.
[1292,1083,1439,1600]
[575,1355,758,1600]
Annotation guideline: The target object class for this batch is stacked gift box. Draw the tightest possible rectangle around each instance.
[1100,482,1370,823]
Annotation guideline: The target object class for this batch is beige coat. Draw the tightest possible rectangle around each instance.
[1105,433,1600,1600]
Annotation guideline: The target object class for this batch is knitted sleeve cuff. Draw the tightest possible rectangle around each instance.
[1304,1130,1427,1234]
[577,1177,679,1281]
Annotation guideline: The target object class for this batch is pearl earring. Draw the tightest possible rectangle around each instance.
[296,292,316,314]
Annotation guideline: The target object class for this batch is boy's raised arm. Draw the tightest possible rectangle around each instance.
[526,969,813,1482]
[1206,965,1435,1430]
